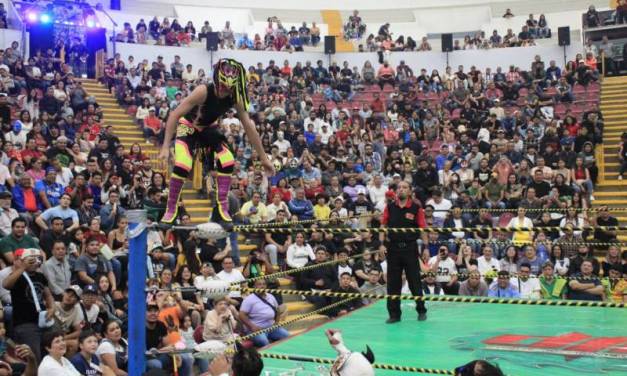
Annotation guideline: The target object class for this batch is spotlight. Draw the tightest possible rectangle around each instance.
[40,14,51,23]
[27,12,38,22]
[86,20,95,28]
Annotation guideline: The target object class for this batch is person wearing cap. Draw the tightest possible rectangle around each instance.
[380,181,427,323]
[79,285,102,331]
[0,191,18,237]
[52,285,84,354]
[3,247,54,361]
[0,217,38,265]
[145,303,194,375]
[35,193,79,233]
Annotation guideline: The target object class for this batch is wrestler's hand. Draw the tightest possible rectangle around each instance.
[325,329,340,345]
[158,147,170,161]
[261,159,276,176]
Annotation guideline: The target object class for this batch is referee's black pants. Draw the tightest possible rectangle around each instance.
[387,243,427,319]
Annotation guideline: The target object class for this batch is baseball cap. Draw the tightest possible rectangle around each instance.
[334,196,344,202]
[357,188,367,195]
[14,248,42,259]
[57,136,68,143]
[392,173,401,179]
[83,284,98,295]
[0,191,11,199]
[0,65,9,72]
[65,285,82,299]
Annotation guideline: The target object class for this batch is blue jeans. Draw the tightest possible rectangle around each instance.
[229,228,241,266]
[251,327,289,347]
[146,353,193,376]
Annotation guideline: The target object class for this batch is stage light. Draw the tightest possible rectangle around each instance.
[96,22,101,27]
[27,12,38,22]
[40,14,51,23]
[86,20,95,28]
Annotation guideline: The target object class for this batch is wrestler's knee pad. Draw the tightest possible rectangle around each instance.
[173,139,193,178]
[215,143,235,174]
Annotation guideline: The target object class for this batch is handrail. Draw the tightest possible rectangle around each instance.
[94,4,118,56]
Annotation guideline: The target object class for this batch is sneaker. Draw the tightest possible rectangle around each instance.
[590,195,595,201]
[385,317,400,324]
[619,175,623,180]
[418,312,427,321]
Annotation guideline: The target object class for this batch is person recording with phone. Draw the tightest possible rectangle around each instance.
[2,248,55,362]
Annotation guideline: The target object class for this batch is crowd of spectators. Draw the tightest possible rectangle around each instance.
[363,13,551,53]
[116,16,321,52]
[0,16,626,373]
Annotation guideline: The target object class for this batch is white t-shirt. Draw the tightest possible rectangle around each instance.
[425,198,452,221]
[216,269,245,298]
[424,284,445,295]
[55,167,74,187]
[79,303,100,324]
[0,164,11,185]
[38,355,81,375]
[286,244,315,269]
[273,139,291,154]
[428,256,458,283]
[367,184,388,211]
[477,256,500,275]
[511,277,541,299]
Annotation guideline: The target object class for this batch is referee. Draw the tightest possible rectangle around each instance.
[380,181,427,323]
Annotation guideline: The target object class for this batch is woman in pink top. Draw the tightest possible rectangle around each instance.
[493,156,514,185]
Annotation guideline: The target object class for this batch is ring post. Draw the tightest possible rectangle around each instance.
[127,209,148,375]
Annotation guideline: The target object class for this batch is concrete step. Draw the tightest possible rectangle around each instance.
[592,198,627,205]
[285,301,315,315]
[598,180,627,187]
[114,130,144,136]
[285,314,329,332]
[119,137,146,143]
[593,191,627,197]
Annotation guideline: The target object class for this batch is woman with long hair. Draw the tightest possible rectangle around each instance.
[571,156,594,201]
[455,244,477,280]
[549,244,570,276]
[174,265,204,327]
[499,245,519,274]
[559,206,587,237]
[128,143,146,162]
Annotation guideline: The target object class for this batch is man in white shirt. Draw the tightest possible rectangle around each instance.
[511,262,541,299]
[425,190,452,224]
[221,110,241,131]
[477,246,500,275]
[367,175,388,212]
[216,257,245,302]
[428,245,459,294]
[181,64,198,83]
[303,112,322,133]
[0,163,12,187]
[319,125,333,144]
[0,191,18,236]
[272,131,291,154]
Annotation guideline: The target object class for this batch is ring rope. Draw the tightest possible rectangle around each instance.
[241,288,625,308]
[258,352,456,375]
[236,225,627,234]
[235,212,379,229]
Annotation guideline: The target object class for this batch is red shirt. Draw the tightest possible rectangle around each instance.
[371,98,385,113]
[381,198,426,228]
[144,116,162,132]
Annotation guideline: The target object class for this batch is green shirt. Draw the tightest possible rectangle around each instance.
[0,234,40,255]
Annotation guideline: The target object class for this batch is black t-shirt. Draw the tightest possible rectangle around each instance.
[146,321,168,349]
[528,180,551,198]
[199,242,223,272]
[595,216,619,243]
[11,272,49,326]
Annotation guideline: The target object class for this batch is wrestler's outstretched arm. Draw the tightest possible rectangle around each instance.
[235,101,276,176]
[158,84,208,160]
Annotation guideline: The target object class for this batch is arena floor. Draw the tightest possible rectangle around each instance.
[261,300,627,375]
